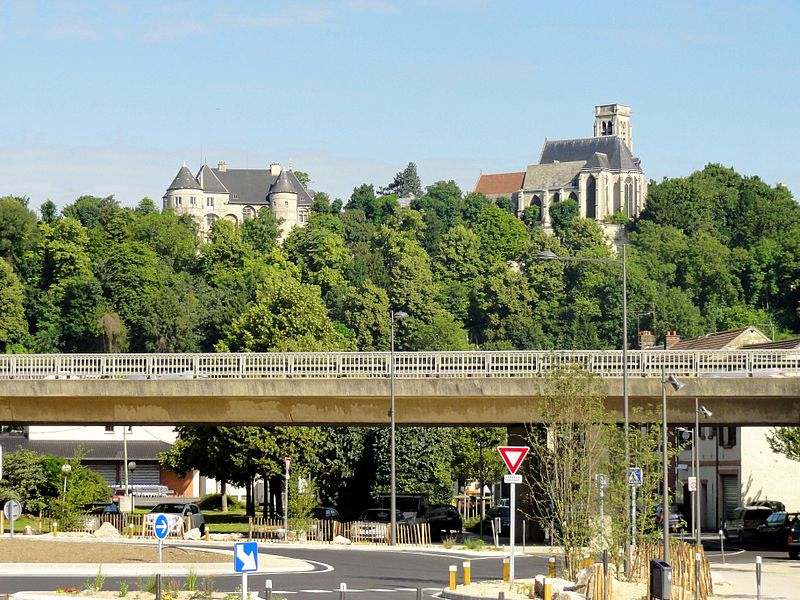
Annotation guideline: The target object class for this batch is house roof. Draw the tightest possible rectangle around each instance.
[539,136,641,172]
[0,434,170,462]
[474,172,525,196]
[212,168,312,207]
[167,165,202,191]
[742,338,800,350]
[669,327,771,350]
[269,169,296,195]
[522,161,584,192]
[197,165,228,194]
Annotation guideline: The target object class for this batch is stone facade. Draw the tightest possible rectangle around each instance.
[475,103,647,248]
[163,161,312,242]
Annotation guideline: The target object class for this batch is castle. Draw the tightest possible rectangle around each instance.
[475,104,648,245]
[163,162,312,241]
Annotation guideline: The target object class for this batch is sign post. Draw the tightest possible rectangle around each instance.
[284,456,291,539]
[498,446,529,583]
[153,513,169,563]
[234,541,259,600]
[4,499,21,538]
[627,467,643,546]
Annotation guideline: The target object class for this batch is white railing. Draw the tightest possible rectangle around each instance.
[0,350,798,380]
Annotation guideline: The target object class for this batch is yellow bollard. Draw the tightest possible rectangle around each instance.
[544,578,553,600]
[205,526,210,542]
[503,557,510,582]
[549,557,556,578]
[449,565,457,590]
[53,521,58,536]
[462,560,471,586]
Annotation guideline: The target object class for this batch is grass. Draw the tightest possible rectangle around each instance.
[463,536,486,551]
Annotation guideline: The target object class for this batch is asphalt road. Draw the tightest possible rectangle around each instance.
[0,546,551,599]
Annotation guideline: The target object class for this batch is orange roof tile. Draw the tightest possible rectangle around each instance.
[474,172,525,196]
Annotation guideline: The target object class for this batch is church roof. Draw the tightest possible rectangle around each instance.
[540,136,641,172]
[522,160,584,191]
[167,165,202,191]
[474,172,525,196]
[583,152,610,170]
[197,165,228,194]
[211,167,313,207]
[269,169,296,195]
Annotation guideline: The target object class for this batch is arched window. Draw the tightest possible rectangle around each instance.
[243,206,255,220]
[224,214,238,224]
[601,122,607,135]
[585,176,597,219]
[613,181,621,213]
[624,177,634,216]
[205,214,218,229]
[608,122,613,135]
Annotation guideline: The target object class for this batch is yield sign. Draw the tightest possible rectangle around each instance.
[498,446,529,475]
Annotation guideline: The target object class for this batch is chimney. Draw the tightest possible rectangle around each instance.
[665,330,681,349]
[218,161,227,172]
[638,330,657,350]
[270,163,282,177]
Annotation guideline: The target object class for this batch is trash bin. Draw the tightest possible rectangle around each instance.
[649,559,672,599]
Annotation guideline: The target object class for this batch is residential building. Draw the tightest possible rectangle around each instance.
[163,161,313,242]
[475,103,647,247]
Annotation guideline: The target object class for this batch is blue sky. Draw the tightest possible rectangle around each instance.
[1,1,797,209]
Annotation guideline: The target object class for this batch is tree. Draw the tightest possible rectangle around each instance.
[135,197,158,215]
[0,196,38,266]
[40,200,58,224]
[62,195,121,230]
[242,208,282,254]
[380,162,423,198]
[471,204,528,263]
[0,449,50,512]
[767,428,800,462]
[0,259,29,351]
[549,199,579,237]
[293,171,311,188]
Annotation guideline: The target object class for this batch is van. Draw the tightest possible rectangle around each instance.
[723,506,773,541]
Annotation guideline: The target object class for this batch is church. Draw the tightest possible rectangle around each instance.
[163,161,313,241]
[475,104,647,245]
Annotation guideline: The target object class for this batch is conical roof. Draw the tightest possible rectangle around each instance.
[269,169,296,195]
[167,165,201,191]
[197,165,228,193]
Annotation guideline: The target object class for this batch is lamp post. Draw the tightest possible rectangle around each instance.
[536,246,631,546]
[61,463,72,497]
[389,309,409,546]
[128,461,137,512]
[694,400,712,544]
[661,367,684,563]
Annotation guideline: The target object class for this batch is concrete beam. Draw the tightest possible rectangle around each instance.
[1,377,798,426]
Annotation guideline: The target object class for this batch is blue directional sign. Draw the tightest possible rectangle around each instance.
[234,542,259,573]
[627,467,643,487]
[153,514,170,540]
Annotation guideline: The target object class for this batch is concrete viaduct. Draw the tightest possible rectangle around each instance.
[1,350,799,426]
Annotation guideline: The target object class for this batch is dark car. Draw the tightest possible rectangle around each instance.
[788,518,800,560]
[756,511,800,549]
[655,505,686,533]
[82,502,126,531]
[723,506,773,542]
[486,505,511,535]
[312,506,340,520]
[425,504,463,539]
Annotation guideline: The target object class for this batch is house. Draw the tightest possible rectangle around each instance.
[163,162,313,242]
[667,327,800,529]
[475,103,647,247]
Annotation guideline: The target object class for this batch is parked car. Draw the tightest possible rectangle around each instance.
[756,511,800,548]
[787,518,800,560]
[351,508,406,542]
[425,504,463,540]
[655,505,686,533]
[312,506,340,520]
[723,506,773,542]
[82,502,126,531]
[486,505,511,535]
[146,502,205,535]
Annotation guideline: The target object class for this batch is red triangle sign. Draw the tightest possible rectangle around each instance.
[498,446,529,475]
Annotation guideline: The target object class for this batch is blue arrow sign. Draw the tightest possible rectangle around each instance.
[234,542,259,573]
[154,514,169,540]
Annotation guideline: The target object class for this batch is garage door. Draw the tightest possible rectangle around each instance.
[720,474,740,521]
[87,463,118,486]
[130,463,161,486]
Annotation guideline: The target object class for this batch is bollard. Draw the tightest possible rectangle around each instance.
[549,556,556,578]
[463,560,471,586]
[543,578,552,600]
[205,525,210,542]
[719,529,726,564]
[416,587,422,600]
[449,565,457,590]
[265,579,272,600]
[502,557,510,582]
[53,521,58,536]
[694,552,700,600]
[339,582,347,600]
[498,593,505,600]
[156,574,162,600]
[129,523,134,539]
[603,549,609,600]
[755,556,762,600]
[522,520,526,553]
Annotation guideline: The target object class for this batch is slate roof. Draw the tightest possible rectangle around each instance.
[269,170,296,195]
[523,160,584,191]
[474,172,525,196]
[539,136,641,172]
[167,165,202,191]
[741,338,800,350]
[0,434,170,461]
[197,165,228,194]
[583,152,610,170]
[211,168,313,206]
[669,327,770,350]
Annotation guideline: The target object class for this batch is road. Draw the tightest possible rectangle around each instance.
[0,546,551,599]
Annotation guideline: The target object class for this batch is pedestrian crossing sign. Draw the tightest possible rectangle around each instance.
[627,467,643,487]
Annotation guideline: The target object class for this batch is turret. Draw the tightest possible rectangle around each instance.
[268,167,298,241]
[163,164,202,213]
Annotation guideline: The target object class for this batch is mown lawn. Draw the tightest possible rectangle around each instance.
[201,508,251,533]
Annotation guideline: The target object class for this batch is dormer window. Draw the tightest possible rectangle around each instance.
[233,194,239,200]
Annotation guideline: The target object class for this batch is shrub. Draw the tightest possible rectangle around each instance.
[197,493,243,511]
[463,536,485,551]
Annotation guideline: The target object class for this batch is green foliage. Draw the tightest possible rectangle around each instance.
[463,536,485,551]
[767,427,800,462]
[0,449,50,512]
[197,494,244,511]
[0,259,29,351]
[549,199,579,236]
[288,475,317,532]
[118,580,129,597]
[380,162,423,198]
[471,204,527,262]
[0,196,38,266]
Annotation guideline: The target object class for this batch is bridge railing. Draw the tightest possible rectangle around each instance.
[0,350,798,380]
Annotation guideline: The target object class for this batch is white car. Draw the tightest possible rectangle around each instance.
[351,508,407,542]
[146,502,205,535]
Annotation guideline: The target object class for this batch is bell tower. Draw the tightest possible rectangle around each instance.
[594,104,633,152]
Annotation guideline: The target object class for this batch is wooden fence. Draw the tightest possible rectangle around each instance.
[248,517,431,546]
[631,540,713,600]
[39,512,193,539]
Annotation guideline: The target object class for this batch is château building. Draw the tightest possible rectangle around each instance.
[163,162,313,241]
[475,103,648,246]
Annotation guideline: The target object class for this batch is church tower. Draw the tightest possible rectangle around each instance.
[593,104,633,152]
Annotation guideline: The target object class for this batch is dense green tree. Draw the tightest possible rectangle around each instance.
[40,200,58,224]
[62,195,121,230]
[471,204,528,263]
[380,162,423,198]
[549,199,579,237]
[242,208,282,254]
[767,428,800,462]
[0,196,38,266]
[0,259,29,351]
[341,281,390,351]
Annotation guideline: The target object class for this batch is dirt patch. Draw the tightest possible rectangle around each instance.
[0,539,226,564]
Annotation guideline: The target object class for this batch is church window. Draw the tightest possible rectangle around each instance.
[243,206,254,220]
[585,176,597,219]
[601,122,607,135]
[207,197,214,208]
[608,122,613,135]
[613,181,621,213]
[624,178,634,216]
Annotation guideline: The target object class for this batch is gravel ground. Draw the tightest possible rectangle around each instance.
[0,540,225,563]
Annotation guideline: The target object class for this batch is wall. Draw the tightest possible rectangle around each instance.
[741,427,800,511]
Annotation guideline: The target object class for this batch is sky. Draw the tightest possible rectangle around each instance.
[1,0,798,210]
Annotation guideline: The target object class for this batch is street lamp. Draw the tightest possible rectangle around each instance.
[694,400,712,544]
[128,461,137,512]
[536,246,631,546]
[661,369,684,563]
[389,309,409,546]
[61,463,72,497]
